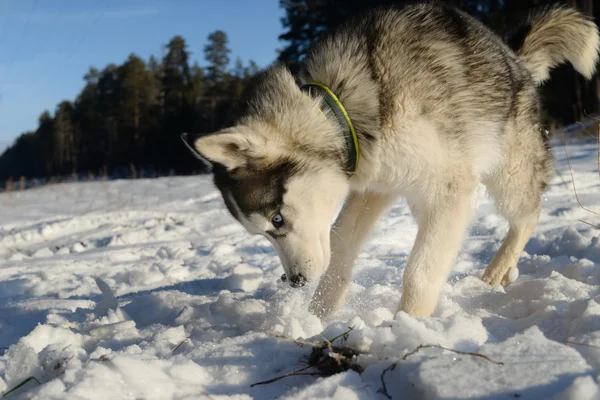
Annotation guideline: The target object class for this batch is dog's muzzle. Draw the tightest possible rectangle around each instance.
[280,273,306,288]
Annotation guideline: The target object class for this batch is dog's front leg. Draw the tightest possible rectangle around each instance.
[399,180,476,317]
[309,190,397,318]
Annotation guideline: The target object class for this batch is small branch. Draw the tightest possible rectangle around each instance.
[328,327,354,344]
[562,128,600,219]
[378,362,398,399]
[199,391,216,400]
[378,344,503,400]
[250,365,315,387]
[565,340,600,350]
[321,334,336,357]
[320,333,345,368]
[256,328,362,388]
[577,219,600,230]
[401,344,504,365]
[263,331,323,348]
[286,372,326,377]
[172,337,190,354]
[264,327,354,349]
[2,376,41,398]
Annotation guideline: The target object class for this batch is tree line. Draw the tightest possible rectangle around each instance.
[0,30,258,182]
[1,0,598,184]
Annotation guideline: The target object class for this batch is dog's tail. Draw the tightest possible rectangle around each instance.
[508,5,600,86]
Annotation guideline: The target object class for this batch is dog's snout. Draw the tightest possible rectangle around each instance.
[289,273,306,288]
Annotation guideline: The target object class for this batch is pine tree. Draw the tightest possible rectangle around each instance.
[53,101,77,174]
[160,36,195,170]
[204,30,231,95]
[37,111,55,176]
[74,67,101,172]
[116,54,156,166]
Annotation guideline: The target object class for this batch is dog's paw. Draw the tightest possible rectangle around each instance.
[503,267,519,285]
[482,267,518,287]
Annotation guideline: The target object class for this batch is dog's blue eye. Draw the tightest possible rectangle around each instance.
[272,213,284,228]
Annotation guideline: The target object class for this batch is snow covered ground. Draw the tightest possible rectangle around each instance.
[1,137,600,399]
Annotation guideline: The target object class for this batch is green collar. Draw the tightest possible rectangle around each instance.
[300,81,360,175]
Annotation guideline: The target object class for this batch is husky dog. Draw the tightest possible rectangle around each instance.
[182,3,600,318]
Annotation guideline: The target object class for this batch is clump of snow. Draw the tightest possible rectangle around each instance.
[551,375,600,400]
[1,140,600,398]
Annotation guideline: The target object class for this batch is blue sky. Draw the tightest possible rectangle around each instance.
[0,0,285,151]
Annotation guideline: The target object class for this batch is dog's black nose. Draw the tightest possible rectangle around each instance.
[289,274,306,288]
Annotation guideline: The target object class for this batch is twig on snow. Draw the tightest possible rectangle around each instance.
[263,327,354,351]
[2,376,41,398]
[263,331,323,348]
[565,340,600,350]
[561,125,600,228]
[252,328,361,388]
[172,337,190,354]
[250,365,316,387]
[378,362,398,400]
[581,111,600,182]
[378,344,503,399]
[199,390,217,400]
[401,344,503,365]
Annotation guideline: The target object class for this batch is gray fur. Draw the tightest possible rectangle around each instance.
[189,3,600,318]
[509,5,600,84]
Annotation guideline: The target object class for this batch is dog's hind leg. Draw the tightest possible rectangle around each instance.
[481,123,551,286]
[309,190,397,318]
[399,174,478,317]
[481,210,539,286]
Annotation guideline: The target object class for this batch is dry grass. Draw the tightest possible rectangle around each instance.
[2,376,41,398]
[248,329,505,400]
[560,114,600,229]
[4,178,13,193]
[250,328,363,388]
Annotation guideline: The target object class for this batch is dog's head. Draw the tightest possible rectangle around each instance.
[183,66,350,287]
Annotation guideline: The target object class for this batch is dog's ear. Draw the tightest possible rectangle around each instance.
[181,129,260,170]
